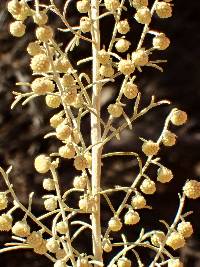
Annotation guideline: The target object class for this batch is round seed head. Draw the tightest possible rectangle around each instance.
[156,2,172,18]
[76,0,90,13]
[100,64,114,77]
[58,143,76,159]
[132,0,148,9]
[31,77,55,94]
[45,95,61,108]
[50,113,64,128]
[183,180,200,199]
[108,217,122,232]
[80,17,91,33]
[132,48,149,66]
[74,156,88,170]
[118,59,135,75]
[36,25,53,42]
[46,237,60,253]
[171,110,187,126]
[27,231,43,248]
[33,239,47,255]
[0,214,13,231]
[34,154,51,173]
[56,221,68,235]
[134,7,151,24]
[10,21,26,37]
[166,232,185,250]
[131,194,146,209]
[30,54,50,73]
[56,123,72,140]
[54,57,70,73]
[56,248,67,260]
[140,178,156,194]
[107,103,123,118]
[104,0,120,11]
[177,221,193,238]
[153,33,170,50]
[33,12,48,25]
[157,166,173,183]
[73,175,87,189]
[44,197,57,211]
[12,220,30,237]
[43,178,55,191]
[124,210,140,225]
[117,20,130,34]
[142,140,159,156]
[151,231,165,246]
[98,49,110,64]
[27,42,43,56]
[162,130,177,146]
[123,82,138,99]
[115,39,130,53]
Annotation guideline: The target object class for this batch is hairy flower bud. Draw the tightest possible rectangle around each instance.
[124,210,140,225]
[59,143,76,159]
[183,180,200,199]
[0,192,8,210]
[34,154,51,173]
[156,2,172,18]
[115,39,130,53]
[44,197,57,211]
[31,78,55,94]
[135,7,151,24]
[151,231,165,246]
[153,33,170,50]
[10,21,26,37]
[123,82,138,99]
[177,221,193,238]
[36,25,53,42]
[157,166,173,183]
[107,103,123,117]
[0,214,13,231]
[140,178,156,194]
[12,220,30,237]
[30,54,50,73]
[117,257,131,267]
[117,20,130,34]
[171,110,187,126]
[118,59,135,75]
[142,140,159,156]
[104,0,120,11]
[74,156,88,170]
[162,130,177,146]
[132,48,149,66]
[166,232,185,250]
[131,194,146,209]
[108,217,122,232]
[43,178,55,191]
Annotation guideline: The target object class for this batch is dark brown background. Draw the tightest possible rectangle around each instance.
[0,0,200,266]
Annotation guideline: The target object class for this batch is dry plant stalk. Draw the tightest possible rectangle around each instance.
[0,0,200,266]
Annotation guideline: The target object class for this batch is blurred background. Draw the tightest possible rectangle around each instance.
[0,0,200,266]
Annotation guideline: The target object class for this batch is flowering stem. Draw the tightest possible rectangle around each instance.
[90,0,103,264]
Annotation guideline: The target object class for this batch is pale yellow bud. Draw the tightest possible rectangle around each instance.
[56,248,67,260]
[135,7,151,24]
[151,231,165,246]
[33,239,47,255]
[46,238,60,253]
[73,175,87,189]
[157,166,173,183]
[118,59,135,75]
[61,74,75,87]
[171,110,187,126]
[12,220,30,237]
[31,77,55,94]
[115,39,130,53]
[140,178,156,194]
[107,103,123,117]
[168,259,183,267]
[162,130,177,146]
[63,88,77,105]
[54,57,70,73]
[183,180,200,199]
[45,95,61,108]
[124,210,140,225]
[142,140,159,156]
[34,154,51,173]
[108,217,122,232]
[98,49,110,64]
[59,143,76,159]
[50,113,64,128]
[27,42,43,56]
[102,239,112,252]
[123,82,138,99]
[54,260,67,267]
[74,156,88,170]
[117,20,130,34]
[0,193,8,210]
[30,54,50,73]
[156,2,172,18]
[104,0,120,11]
[76,0,90,13]
[132,0,148,9]
[132,48,149,66]
[0,214,13,231]
[10,21,26,37]
[177,221,193,238]
[117,257,131,267]
[33,12,48,25]
[80,17,91,33]
[166,232,185,250]
[79,195,93,212]
[43,178,55,191]
[27,231,43,248]
[100,64,114,77]
[131,194,146,209]
[56,123,72,140]
[44,197,57,211]
[56,221,68,235]
[36,25,53,42]
[153,33,170,50]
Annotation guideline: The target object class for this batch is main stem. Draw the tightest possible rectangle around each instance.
[90,0,103,264]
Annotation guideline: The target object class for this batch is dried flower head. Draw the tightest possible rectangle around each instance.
[131,194,146,209]
[12,220,30,237]
[117,20,130,34]
[156,2,172,18]
[50,113,64,128]
[166,232,185,250]
[132,48,149,66]
[151,231,165,247]
[27,42,43,56]
[183,180,200,199]
[77,0,90,13]
[74,156,88,170]
[30,54,50,73]
[34,154,51,174]
[27,231,43,248]
[10,21,26,37]
[36,25,54,42]
[73,175,87,189]
[104,0,120,11]
[171,110,187,126]
[124,210,140,225]
[56,123,72,140]
[56,221,68,235]
[134,7,151,25]
[59,143,76,159]
[117,257,131,267]
[108,217,122,232]
[142,140,159,156]
[115,39,130,53]
[80,17,91,33]
[33,12,48,25]
[107,103,123,117]
[123,82,138,99]
[0,214,13,231]
[132,0,148,9]
[98,49,110,64]
[43,178,55,191]
[168,259,184,267]
[177,221,193,238]
[44,197,58,211]
[118,59,135,76]
[46,237,60,253]
[153,33,170,50]
[140,178,156,194]
[45,95,61,108]
[157,166,173,183]
[162,130,177,146]
[31,77,55,94]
